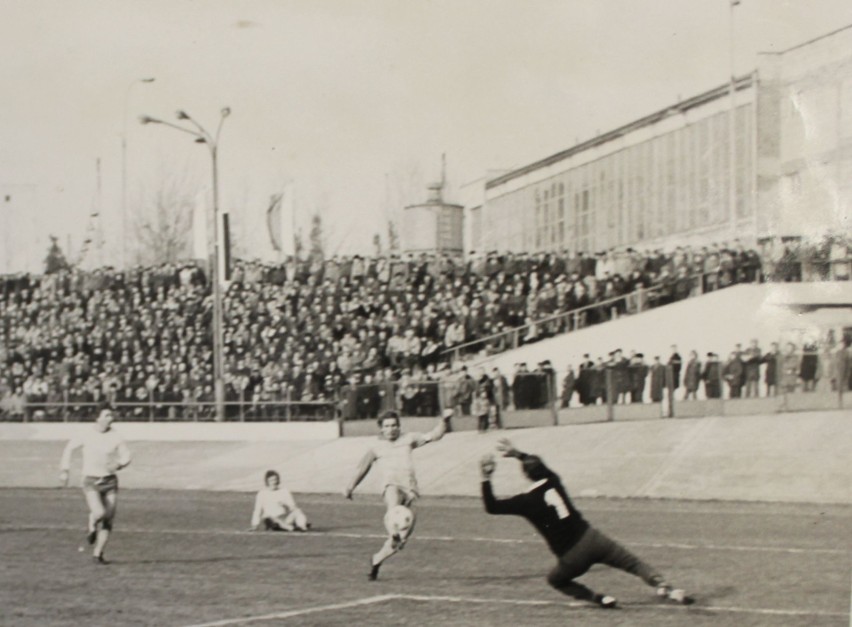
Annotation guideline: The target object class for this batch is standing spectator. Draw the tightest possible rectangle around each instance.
[628,354,648,404]
[490,367,509,428]
[668,345,682,391]
[649,356,666,403]
[763,342,780,397]
[561,366,576,408]
[610,349,630,404]
[683,351,701,400]
[576,355,594,406]
[799,341,819,392]
[702,353,722,399]
[743,339,762,398]
[455,366,476,416]
[780,343,800,393]
[473,389,491,433]
[723,351,744,398]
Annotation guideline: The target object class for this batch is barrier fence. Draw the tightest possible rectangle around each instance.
[441,265,765,362]
[1,351,847,424]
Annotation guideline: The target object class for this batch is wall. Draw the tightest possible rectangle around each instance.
[0,421,340,442]
[2,411,850,504]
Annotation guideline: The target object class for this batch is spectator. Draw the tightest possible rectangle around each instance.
[723,351,744,399]
[780,343,800,393]
[683,351,701,400]
[702,353,722,399]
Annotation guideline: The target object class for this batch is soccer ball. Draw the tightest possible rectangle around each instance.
[384,505,414,537]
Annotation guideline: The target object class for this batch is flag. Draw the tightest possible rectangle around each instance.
[192,188,209,260]
[266,193,283,251]
[266,183,296,257]
[221,212,232,283]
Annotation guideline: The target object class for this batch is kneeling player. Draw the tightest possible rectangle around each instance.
[480,438,694,609]
[249,470,310,532]
[344,409,452,580]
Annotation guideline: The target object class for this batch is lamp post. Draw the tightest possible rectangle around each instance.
[122,77,156,269]
[140,107,231,421]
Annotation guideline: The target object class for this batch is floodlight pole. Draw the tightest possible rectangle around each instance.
[140,108,231,421]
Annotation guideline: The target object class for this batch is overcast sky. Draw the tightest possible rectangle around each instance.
[1,0,851,270]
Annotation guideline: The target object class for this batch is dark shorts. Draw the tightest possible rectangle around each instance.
[83,475,119,496]
[548,527,659,589]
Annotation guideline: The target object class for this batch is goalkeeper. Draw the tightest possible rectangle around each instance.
[480,438,694,609]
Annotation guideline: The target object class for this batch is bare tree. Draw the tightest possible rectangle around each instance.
[131,169,196,266]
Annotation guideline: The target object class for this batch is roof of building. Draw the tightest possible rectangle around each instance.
[485,74,754,191]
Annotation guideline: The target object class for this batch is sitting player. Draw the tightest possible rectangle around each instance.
[249,470,310,532]
[480,438,694,609]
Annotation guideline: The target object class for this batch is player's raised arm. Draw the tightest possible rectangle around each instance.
[343,449,377,499]
[419,409,454,446]
[479,453,527,516]
[496,438,557,480]
[58,436,82,487]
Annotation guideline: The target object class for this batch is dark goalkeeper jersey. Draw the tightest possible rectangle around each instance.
[482,470,589,556]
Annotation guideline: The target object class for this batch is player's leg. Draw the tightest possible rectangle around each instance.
[546,530,615,608]
[92,489,118,562]
[82,485,106,546]
[593,528,693,604]
[369,486,408,580]
[280,508,310,531]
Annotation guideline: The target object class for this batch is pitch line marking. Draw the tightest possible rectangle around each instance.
[182,594,398,627]
[1,523,847,556]
[181,593,849,625]
[4,490,852,521]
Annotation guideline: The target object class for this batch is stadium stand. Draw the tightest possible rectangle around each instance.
[1,234,849,422]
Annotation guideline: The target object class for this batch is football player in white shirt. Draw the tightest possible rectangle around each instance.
[249,470,310,532]
[59,408,131,564]
[344,408,452,580]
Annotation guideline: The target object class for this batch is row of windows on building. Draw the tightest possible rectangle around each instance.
[479,105,754,253]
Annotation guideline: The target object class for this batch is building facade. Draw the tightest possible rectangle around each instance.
[473,25,852,255]
[401,183,464,255]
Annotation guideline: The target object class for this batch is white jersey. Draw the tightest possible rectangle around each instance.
[369,432,430,494]
[59,427,131,479]
[251,487,299,526]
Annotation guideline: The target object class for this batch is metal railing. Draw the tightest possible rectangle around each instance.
[439,264,788,363]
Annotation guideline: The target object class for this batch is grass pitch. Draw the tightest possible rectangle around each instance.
[1,489,849,626]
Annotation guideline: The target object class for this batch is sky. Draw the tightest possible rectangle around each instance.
[1,0,851,272]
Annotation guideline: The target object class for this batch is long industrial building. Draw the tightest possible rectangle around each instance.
[468,24,852,254]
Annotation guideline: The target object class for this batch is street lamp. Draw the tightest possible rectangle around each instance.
[140,107,231,421]
[122,77,156,269]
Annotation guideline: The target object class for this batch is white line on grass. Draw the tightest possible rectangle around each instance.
[182,595,397,627]
[180,593,850,625]
[1,523,847,556]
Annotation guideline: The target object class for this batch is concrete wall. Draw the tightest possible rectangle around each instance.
[2,410,850,504]
[0,421,340,442]
[475,283,852,383]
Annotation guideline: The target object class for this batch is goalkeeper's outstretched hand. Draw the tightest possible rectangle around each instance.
[479,454,496,480]
[496,438,520,458]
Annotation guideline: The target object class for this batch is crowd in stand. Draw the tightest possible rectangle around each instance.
[0,233,849,421]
